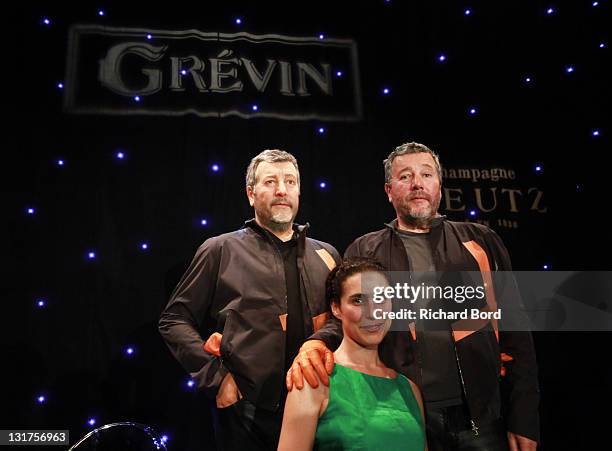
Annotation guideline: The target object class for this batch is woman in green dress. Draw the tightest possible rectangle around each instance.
[278,258,427,451]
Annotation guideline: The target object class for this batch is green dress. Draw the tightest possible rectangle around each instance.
[314,363,426,451]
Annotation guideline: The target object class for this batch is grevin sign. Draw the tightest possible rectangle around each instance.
[64,25,362,120]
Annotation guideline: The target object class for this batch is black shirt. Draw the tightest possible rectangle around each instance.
[395,227,463,407]
[268,231,306,372]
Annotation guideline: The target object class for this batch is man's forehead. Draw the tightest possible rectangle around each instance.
[393,153,436,171]
[256,161,298,177]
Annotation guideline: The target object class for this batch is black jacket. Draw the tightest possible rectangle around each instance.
[313,218,540,442]
[159,220,340,410]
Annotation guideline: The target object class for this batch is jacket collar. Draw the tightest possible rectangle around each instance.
[384,215,446,232]
[243,218,310,239]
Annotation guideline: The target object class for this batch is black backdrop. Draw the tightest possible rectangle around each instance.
[5,1,611,449]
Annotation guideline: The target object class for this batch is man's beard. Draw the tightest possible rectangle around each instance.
[262,204,295,233]
[399,210,433,229]
[265,213,294,233]
[398,195,439,228]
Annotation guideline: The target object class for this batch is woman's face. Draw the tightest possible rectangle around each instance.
[331,271,392,348]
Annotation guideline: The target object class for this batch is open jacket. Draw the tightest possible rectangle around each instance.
[312,218,540,442]
[159,219,340,411]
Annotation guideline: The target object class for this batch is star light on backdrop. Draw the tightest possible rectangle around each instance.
[23,3,608,446]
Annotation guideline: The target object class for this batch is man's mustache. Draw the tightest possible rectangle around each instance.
[407,191,431,201]
[272,199,293,207]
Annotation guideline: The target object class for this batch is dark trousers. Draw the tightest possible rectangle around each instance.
[213,398,284,451]
[426,404,509,451]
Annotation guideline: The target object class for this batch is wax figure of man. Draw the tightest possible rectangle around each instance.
[160,149,340,451]
[287,142,540,451]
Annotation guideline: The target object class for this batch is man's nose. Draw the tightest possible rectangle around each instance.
[275,181,288,196]
[410,174,424,190]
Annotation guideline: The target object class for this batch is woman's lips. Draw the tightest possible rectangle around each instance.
[360,323,384,333]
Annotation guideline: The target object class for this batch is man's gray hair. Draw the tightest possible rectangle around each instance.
[245,149,300,188]
[383,142,442,184]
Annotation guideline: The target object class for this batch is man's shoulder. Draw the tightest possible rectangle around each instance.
[198,227,253,250]
[443,219,496,238]
[305,237,341,261]
[305,236,335,250]
[350,227,390,247]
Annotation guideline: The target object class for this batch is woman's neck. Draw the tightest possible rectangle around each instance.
[334,336,383,370]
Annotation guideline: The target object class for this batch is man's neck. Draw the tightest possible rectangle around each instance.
[255,217,294,242]
[396,215,437,233]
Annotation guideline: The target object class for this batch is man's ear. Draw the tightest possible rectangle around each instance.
[384,183,393,203]
[246,185,255,207]
[331,301,342,321]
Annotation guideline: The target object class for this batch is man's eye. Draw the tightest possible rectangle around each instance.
[423,173,433,178]
[287,180,296,185]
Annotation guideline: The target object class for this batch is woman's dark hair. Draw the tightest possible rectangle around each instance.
[325,257,386,309]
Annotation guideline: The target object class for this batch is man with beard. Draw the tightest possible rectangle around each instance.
[159,149,340,451]
[287,142,540,451]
